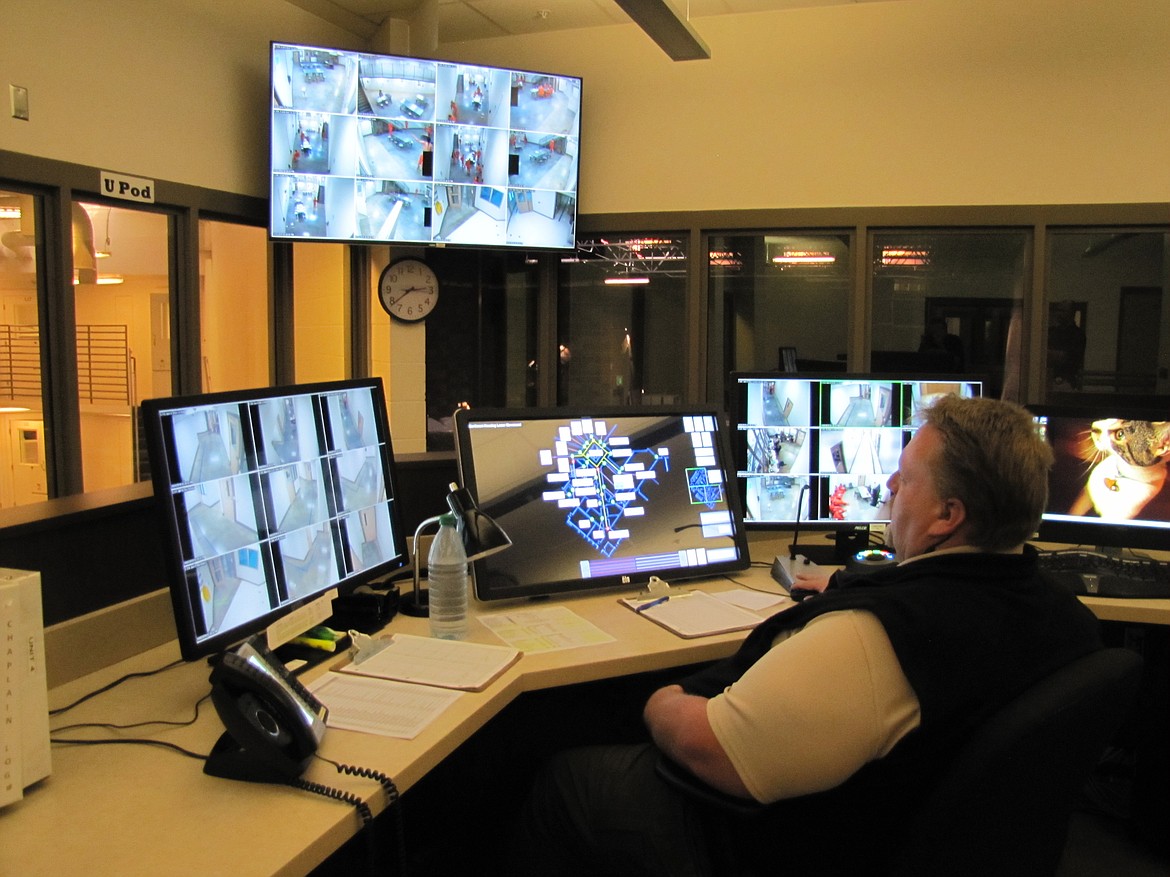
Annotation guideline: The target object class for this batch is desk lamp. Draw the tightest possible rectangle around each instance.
[399,482,512,617]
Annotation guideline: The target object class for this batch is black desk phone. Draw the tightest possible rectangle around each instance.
[205,636,329,783]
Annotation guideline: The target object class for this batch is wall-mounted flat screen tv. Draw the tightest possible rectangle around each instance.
[269,41,581,250]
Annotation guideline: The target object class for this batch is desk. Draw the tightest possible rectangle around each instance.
[1,566,780,877]
[768,537,1170,627]
[5,557,1167,877]
[1078,594,1170,626]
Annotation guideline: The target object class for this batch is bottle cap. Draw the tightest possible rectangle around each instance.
[439,512,459,528]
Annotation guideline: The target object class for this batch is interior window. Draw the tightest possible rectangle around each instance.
[559,234,688,407]
[870,231,1029,401]
[74,202,170,492]
[200,219,270,393]
[1045,230,1169,403]
[0,188,45,507]
[707,232,852,407]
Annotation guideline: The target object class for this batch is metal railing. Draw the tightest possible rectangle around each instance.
[0,323,132,405]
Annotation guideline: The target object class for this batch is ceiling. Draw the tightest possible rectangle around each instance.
[280,0,897,46]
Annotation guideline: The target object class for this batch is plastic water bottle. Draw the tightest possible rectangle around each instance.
[427,512,469,640]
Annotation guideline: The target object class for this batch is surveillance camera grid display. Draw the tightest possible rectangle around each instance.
[457,410,749,601]
[270,42,581,249]
[157,384,400,645]
[733,375,982,526]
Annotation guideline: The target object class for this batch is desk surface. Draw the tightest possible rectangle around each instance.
[2,566,781,877]
[5,555,1168,877]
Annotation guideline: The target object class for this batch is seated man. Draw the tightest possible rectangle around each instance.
[509,396,1103,876]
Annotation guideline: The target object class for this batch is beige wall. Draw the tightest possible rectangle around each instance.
[2,0,1167,211]
[0,0,360,198]
[441,0,1170,211]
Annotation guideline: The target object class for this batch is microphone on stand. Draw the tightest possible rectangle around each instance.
[789,483,811,560]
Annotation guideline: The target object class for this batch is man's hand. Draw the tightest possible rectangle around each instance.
[643,685,752,799]
[792,570,832,593]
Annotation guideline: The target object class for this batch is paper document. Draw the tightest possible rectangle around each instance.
[715,588,786,612]
[619,590,763,638]
[478,605,616,653]
[310,673,459,739]
[338,633,521,691]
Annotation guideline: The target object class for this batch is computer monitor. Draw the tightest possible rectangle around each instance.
[452,406,751,602]
[1031,405,1170,553]
[141,378,409,661]
[269,41,581,250]
[729,373,984,531]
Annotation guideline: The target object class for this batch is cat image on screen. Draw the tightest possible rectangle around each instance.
[1070,419,1170,519]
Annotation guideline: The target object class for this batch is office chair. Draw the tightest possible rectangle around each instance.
[889,646,1143,877]
[656,646,1144,877]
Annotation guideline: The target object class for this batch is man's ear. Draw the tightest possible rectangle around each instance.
[929,497,968,538]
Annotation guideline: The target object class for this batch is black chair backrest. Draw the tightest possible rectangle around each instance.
[890,646,1144,877]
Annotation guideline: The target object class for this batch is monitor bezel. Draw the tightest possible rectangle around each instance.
[453,405,752,603]
[142,377,410,661]
[1029,403,1170,553]
[267,40,582,251]
[728,371,985,532]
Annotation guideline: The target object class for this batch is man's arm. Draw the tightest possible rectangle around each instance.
[643,684,752,798]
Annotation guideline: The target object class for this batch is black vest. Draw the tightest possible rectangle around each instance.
[681,548,1103,875]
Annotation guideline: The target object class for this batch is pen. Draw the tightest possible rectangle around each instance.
[635,596,669,613]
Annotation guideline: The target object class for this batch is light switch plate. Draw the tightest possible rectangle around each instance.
[10,85,29,121]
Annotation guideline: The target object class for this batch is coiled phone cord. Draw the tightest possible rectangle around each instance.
[298,757,408,875]
[289,775,374,824]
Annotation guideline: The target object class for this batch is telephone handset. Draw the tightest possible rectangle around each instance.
[205,635,329,783]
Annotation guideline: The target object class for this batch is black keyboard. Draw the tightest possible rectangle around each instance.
[1038,550,1170,599]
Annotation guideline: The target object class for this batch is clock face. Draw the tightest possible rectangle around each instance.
[379,258,439,322]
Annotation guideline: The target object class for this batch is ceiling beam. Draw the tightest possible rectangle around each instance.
[613,0,711,61]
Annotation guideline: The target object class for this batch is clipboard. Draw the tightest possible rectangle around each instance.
[338,633,521,691]
[619,590,763,639]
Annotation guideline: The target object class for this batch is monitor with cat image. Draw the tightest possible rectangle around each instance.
[1031,405,1170,552]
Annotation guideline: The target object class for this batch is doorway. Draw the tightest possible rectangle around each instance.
[1117,286,1161,384]
[6,418,47,506]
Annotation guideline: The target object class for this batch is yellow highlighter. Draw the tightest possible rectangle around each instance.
[289,635,337,652]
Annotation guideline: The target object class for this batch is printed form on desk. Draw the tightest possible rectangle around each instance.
[309,674,460,739]
[477,605,616,652]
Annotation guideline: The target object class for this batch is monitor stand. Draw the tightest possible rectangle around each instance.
[788,527,871,566]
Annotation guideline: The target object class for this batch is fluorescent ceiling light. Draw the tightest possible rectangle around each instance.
[773,252,836,265]
[881,247,929,266]
[73,273,125,285]
[605,277,650,285]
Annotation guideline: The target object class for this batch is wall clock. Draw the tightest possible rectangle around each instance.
[378,258,439,322]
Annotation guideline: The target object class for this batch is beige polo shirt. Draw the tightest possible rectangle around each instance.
[706,609,920,804]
